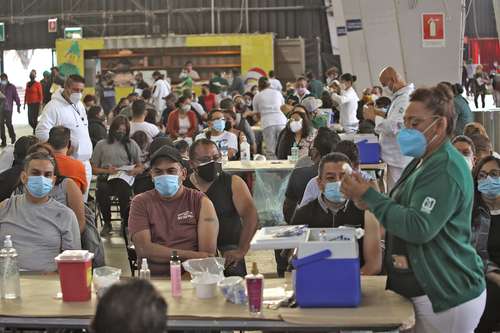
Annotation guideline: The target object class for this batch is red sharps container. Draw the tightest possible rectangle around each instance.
[55,250,94,302]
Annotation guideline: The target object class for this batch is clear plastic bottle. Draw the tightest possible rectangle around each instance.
[290,143,299,162]
[220,140,229,164]
[0,235,20,299]
[170,251,182,297]
[240,136,251,161]
[139,258,150,280]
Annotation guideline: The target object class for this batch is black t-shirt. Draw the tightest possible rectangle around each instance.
[291,198,366,266]
[284,165,317,222]
[489,214,500,266]
[0,164,23,202]
[185,172,241,248]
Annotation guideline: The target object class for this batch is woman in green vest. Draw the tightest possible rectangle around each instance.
[341,85,486,333]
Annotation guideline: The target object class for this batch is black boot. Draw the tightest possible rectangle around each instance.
[100,222,112,237]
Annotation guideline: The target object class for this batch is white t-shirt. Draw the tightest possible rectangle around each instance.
[269,78,283,92]
[130,121,160,143]
[178,116,191,135]
[195,131,238,152]
[252,88,286,129]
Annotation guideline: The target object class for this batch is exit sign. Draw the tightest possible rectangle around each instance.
[64,27,82,39]
[0,23,4,42]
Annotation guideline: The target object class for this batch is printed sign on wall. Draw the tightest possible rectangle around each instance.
[422,13,445,48]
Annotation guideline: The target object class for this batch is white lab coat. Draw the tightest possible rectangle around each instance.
[374,83,415,168]
[331,87,359,133]
[36,89,92,162]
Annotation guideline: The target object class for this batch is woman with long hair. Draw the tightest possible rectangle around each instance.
[91,116,143,236]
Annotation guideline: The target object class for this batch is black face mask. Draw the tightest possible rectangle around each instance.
[196,161,222,182]
[113,132,126,142]
[225,122,233,131]
[29,75,35,81]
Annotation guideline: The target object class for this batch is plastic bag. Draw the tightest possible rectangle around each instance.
[93,266,121,297]
[218,276,247,304]
[182,257,225,280]
[253,170,290,227]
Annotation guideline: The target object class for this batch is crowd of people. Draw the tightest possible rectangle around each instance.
[0,59,499,332]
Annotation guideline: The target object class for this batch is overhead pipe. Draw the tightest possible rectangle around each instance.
[211,0,215,34]
[0,6,327,23]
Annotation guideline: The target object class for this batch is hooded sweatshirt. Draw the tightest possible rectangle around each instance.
[35,89,92,161]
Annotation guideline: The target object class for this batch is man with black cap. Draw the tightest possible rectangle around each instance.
[128,145,219,276]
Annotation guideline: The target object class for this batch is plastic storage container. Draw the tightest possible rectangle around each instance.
[338,134,381,164]
[356,139,381,164]
[292,228,361,308]
[55,250,94,302]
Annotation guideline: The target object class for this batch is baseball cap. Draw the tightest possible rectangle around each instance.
[150,145,183,166]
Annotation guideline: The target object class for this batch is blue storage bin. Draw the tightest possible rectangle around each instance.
[292,249,361,308]
[356,139,381,164]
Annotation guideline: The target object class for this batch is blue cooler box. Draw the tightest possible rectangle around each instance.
[292,228,361,308]
[339,134,381,164]
[356,139,381,164]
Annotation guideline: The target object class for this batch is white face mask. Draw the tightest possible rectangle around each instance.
[465,155,474,170]
[289,119,303,133]
[69,92,82,104]
[181,104,191,112]
[382,85,393,98]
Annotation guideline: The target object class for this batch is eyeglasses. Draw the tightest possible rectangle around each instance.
[194,155,222,165]
[403,116,440,129]
[477,169,500,180]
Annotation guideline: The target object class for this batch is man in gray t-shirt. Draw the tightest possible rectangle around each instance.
[0,151,81,272]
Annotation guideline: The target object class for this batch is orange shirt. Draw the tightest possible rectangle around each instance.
[54,153,88,194]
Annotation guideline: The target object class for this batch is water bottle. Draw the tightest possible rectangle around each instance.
[0,235,21,299]
[240,136,251,161]
[139,258,151,280]
[219,140,229,164]
[290,143,299,162]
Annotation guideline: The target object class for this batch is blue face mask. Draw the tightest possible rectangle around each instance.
[153,175,180,197]
[478,176,500,199]
[26,176,53,198]
[396,118,439,158]
[213,119,226,132]
[323,181,346,203]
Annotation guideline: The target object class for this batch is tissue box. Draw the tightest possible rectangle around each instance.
[292,228,361,308]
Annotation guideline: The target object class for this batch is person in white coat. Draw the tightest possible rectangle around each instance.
[251,77,287,159]
[330,73,360,133]
[151,71,171,121]
[363,66,414,190]
[35,74,93,201]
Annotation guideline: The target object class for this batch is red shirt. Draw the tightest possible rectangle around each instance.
[128,187,205,275]
[24,81,43,104]
[201,93,217,113]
